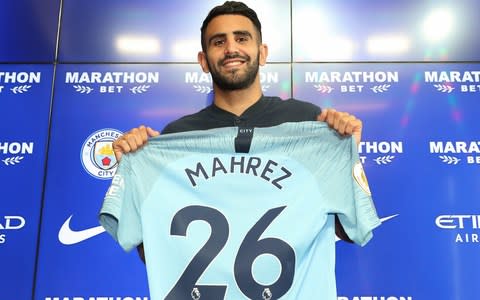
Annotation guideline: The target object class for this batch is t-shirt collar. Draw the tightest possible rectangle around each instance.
[208,95,267,121]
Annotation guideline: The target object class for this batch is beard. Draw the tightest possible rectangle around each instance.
[207,52,260,91]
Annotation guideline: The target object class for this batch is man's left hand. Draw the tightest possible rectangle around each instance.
[317,108,362,145]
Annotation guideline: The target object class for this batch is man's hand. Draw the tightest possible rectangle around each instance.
[112,125,160,162]
[317,109,362,145]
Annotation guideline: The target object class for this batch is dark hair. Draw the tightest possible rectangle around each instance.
[200,1,262,51]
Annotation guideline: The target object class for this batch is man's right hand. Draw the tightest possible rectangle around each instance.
[112,125,160,162]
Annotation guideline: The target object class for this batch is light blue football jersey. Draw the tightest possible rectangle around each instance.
[100,121,381,300]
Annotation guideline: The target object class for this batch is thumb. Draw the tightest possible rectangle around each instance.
[113,144,123,162]
[147,127,160,137]
[317,110,327,122]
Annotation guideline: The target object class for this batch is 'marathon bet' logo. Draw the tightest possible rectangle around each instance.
[185,71,278,94]
[305,71,399,94]
[0,71,40,94]
[65,71,159,94]
[80,129,123,179]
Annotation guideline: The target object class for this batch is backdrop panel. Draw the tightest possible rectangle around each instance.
[292,0,480,62]
[293,62,480,300]
[0,64,53,300]
[0,0,60,62]
[59,0,290,63]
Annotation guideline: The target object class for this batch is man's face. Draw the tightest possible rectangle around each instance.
[200,14,266,91]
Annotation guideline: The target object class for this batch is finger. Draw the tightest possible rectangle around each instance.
[344,117,361,135]
[112,138,131,161]
[325,108,337,126]
[137,126,149,143]
[339,115,357,135]
[130,127,147,145]
[125,133,140,151]
[333,112,348,134]
[343,121,354,136]
[147,126,160,137]
[317,110,327,122]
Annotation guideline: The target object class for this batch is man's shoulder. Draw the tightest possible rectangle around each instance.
[261,96,321,123]
[264,96,320,110]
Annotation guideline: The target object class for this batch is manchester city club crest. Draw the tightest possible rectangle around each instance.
[80,128,123,180]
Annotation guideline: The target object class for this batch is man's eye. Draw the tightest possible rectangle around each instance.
[213,40,225,46]
[237,36,248,43]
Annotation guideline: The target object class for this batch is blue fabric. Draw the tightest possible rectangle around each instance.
[100,121,381,300]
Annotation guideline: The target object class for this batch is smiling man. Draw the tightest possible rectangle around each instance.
[102,2,380,300]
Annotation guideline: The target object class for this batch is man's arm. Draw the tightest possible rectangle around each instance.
[137,243,146,263]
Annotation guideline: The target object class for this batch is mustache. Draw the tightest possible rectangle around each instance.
[219,53,250,65]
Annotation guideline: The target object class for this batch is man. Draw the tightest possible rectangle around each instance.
[113,2,362,261]
[102,2,380,299]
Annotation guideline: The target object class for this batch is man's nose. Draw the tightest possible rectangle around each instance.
[224,37,239,55]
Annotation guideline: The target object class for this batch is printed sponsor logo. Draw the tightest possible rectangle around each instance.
[0,215,26,244]
[185,71,279,94]
[429,141,480,165]
[65,71,159,94]
[358,141,403,165]
[305,71,399,94]
[435,215,480,243]
[425,71,480,93]
[80,129,122,179]
[0,141,34,166]
[0,71,41,94]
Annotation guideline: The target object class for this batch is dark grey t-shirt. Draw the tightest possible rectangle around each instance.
[162,96,321,134]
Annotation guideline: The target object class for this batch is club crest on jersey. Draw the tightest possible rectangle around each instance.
[353,161,371,196]
[80,128,122,180]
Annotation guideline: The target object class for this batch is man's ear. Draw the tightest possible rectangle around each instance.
[259,43,268,66]
[198,51,210,73]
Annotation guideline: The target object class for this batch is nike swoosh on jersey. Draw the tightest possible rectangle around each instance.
[335,214,399,242]
[58,215,106,245]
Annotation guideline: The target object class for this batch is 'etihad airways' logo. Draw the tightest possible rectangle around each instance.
[185,71,278,94]
[0,71,40,94]
[305,71,399,94]
[65,71,159,94]
[0,215,26,244]
[425,71,480,93]
[435,214,480,244]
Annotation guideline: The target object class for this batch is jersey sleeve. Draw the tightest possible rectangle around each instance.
[99,155,143,252]
[320,136,381,246]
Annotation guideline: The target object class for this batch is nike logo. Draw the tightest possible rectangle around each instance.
[58,215,105,245]
[335,214,399,242]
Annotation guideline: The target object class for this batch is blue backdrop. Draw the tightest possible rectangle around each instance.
[0,1,479,300]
